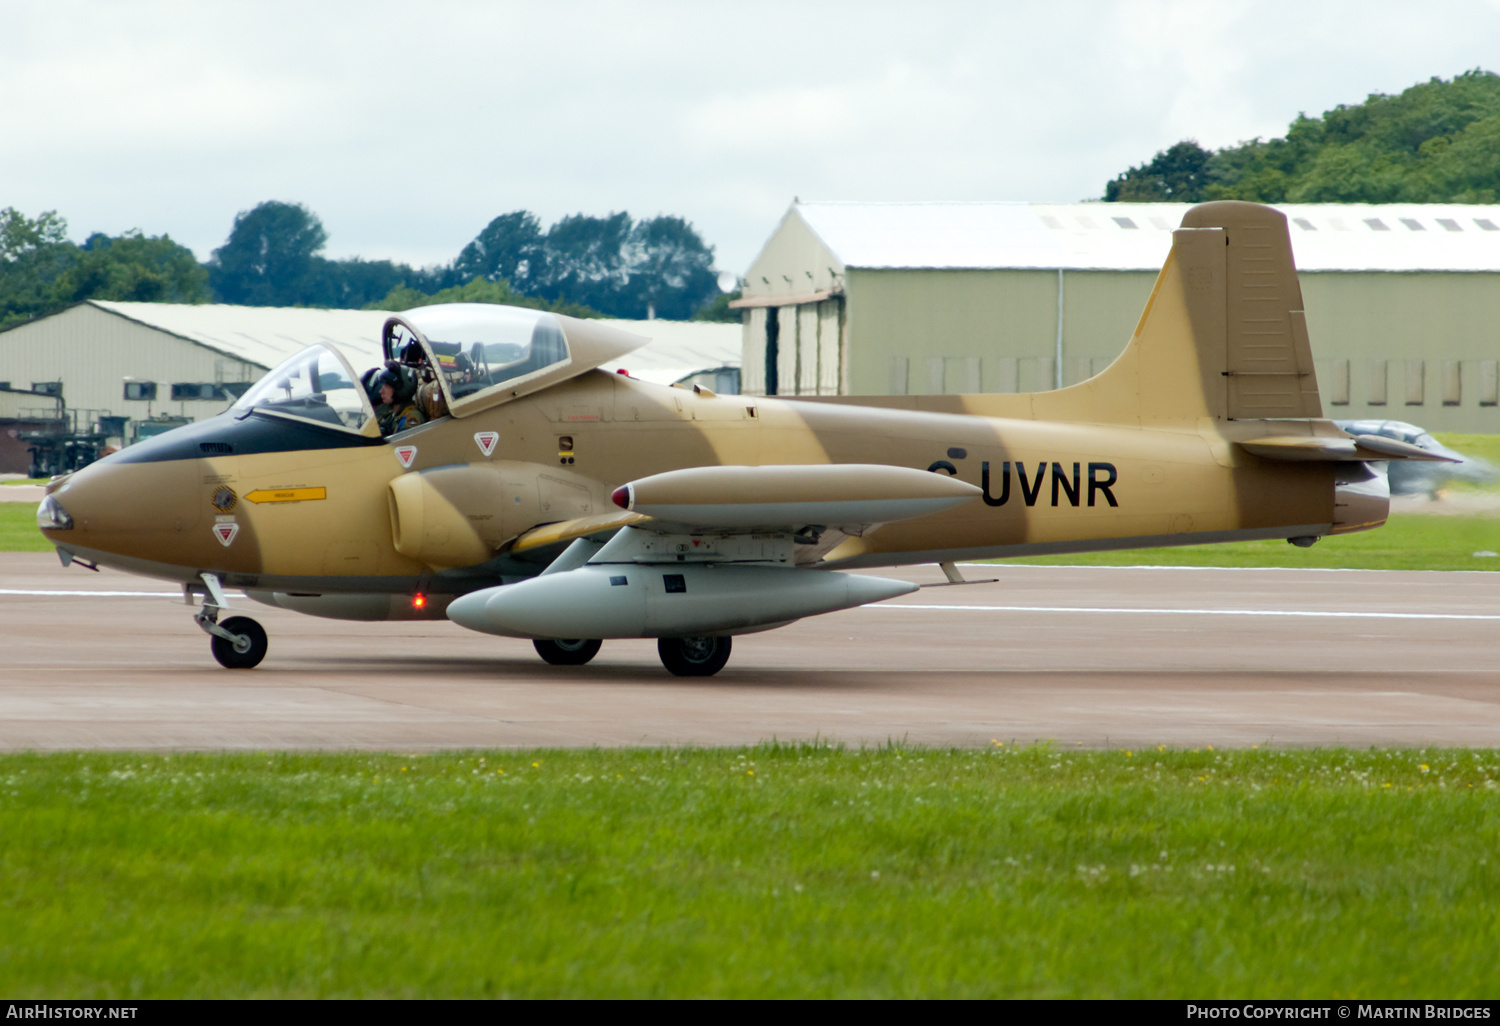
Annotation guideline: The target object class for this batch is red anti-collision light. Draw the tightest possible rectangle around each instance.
[412,593,426,609]
[610,486,631,509]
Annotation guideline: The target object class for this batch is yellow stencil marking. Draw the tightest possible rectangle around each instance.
[245,487,327,504]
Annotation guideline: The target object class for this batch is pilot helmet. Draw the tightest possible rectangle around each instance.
[374,366,416,405]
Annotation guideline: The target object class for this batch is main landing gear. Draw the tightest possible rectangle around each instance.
[529,635,733,676]
[533,638,603,666]
[657,636,732,677]
[191,573,268,669]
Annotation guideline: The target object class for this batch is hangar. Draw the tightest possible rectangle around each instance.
[0,300,740,473]
[734,201,1500,432]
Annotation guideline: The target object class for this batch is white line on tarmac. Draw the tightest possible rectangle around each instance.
[875,603,1500,621]
[0,589,183,597]
[955,563,1500,574]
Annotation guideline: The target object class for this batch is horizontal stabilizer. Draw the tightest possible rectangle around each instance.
[611,464,981,531]
[1238,435,1459,463]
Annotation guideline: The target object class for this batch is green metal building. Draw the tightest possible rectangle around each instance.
[734,201,1500,432]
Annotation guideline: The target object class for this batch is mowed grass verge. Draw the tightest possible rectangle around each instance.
[999,509,1500,570]
[0,501,49,552]
[2,746,1498,998]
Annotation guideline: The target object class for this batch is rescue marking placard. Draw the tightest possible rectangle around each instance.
[245,487,327,504]
[395,446,418,468]
[474,432,499,457]
[213,523,239,546]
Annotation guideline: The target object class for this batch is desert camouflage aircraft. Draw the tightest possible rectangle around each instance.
[36,201,1450,676]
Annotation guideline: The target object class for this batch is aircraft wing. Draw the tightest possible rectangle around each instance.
[454,465,980,643]
[508,509,651,555]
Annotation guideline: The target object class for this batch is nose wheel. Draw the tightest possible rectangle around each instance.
[209,616,269,669]
[191,573,269,669]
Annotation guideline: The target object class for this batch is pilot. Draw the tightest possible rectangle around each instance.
[372,367,424,435]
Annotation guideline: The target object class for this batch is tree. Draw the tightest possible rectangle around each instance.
[208,201,329,305]
[623,215,719,320]
[1,212,210,329]
[447,210,723,319]
[367,275,600,318]
[307,256,422,310]
[692,289,742,323]
[1103,70,1500,204]
[1413,115,1500,202]
[533,211,634,313]
[453,211,546,292]
[1104,140,1213,202]
[56,231,210,305]
[0,208,75,328]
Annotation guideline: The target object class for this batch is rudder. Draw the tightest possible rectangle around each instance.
[1024,201,1321,426]
[1184,201,1322,419]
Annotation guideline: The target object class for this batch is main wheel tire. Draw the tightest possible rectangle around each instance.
[534,638,603,666]
[209,616,268,669]
[657,635,732,677]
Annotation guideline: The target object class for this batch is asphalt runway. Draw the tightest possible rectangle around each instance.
[2,551,1499,750]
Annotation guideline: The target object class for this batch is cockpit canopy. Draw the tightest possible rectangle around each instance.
[229,304,650,439]
[388,306,568,413]
[383,304,647,418]
[231,344,377,435]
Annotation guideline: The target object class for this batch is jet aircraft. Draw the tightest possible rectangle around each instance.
[35,202,1451,676]
[1331,419,1495,497]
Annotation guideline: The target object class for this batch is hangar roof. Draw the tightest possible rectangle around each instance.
[86,301,739,381]
[594,318,741,385]
[91,301,391,369]
[788,201,1500,273]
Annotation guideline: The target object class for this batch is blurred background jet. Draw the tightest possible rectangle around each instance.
[1335,420,1497,496]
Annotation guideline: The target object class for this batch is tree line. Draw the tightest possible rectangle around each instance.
[1104,69,1500,204]
[0,201,735,332]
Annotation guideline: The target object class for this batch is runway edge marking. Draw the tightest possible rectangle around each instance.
[873,604,1500,621]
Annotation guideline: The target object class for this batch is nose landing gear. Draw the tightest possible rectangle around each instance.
[189,573,268,669]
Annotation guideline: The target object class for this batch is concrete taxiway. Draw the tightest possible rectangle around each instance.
[1,552,1498,750]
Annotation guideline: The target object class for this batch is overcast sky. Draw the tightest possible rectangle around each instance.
[5,0,1499,281]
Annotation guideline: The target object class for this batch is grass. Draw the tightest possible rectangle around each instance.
[1433,432,1500,477]
[998,433,1499,571]
[0,502,48,552]
[1000,512,1500,571]
[0,745,1496,998]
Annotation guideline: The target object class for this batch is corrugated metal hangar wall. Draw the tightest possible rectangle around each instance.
[736,201,1500,433]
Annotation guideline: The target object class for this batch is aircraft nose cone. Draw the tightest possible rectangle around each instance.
[42,456,203,557]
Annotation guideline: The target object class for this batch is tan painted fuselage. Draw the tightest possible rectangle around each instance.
[41,202,1372,600]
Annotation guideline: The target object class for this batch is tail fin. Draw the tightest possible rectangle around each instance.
[1025,200,1322,426]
